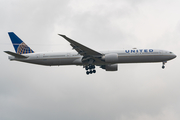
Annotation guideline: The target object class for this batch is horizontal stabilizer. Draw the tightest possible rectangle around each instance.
[4,51,28,58]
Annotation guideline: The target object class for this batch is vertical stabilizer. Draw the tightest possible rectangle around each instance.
[8,32,34,54]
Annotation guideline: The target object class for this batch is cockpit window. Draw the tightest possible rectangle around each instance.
[170,52,172,54]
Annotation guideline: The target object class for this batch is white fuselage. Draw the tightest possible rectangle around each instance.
[8,49,176,66]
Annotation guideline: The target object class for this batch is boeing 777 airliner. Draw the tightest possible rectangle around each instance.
[4,32,176,75]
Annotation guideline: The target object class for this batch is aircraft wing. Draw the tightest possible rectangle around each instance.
[58,34,102,57]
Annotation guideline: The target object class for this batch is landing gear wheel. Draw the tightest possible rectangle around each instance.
[85,65,96,75]
[162,66,165,69]
[85,66,88,70]
[162,61,167,69]
[92,65,95,69]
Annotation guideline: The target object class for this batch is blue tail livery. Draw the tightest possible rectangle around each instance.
[8,32,34,54]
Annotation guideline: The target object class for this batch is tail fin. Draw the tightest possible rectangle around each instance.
[8,32,34,54]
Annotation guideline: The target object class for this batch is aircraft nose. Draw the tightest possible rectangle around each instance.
[172,54,177,59]
[167,53,177,60]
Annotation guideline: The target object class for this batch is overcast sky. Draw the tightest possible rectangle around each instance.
[0,0,180,120]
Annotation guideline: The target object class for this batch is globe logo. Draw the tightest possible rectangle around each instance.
[17,42,34,54]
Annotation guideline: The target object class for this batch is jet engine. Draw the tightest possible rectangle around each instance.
[100,64,118,71]
[102,53,118,63]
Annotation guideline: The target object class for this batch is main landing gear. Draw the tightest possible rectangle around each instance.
[85,65,96,75]
[162,61,167,69]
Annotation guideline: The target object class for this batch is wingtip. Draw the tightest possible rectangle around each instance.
[58,34,66,37]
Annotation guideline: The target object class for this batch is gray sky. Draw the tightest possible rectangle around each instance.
[0,0,180,120]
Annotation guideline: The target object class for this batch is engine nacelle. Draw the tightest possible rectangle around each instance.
[102,53,119,63]
[101,64,118,71]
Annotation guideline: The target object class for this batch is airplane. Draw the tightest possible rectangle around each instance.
[4,32,176,75]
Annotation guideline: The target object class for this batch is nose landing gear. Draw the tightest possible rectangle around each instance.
[85,65,96,75]
[162,61,167,69]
